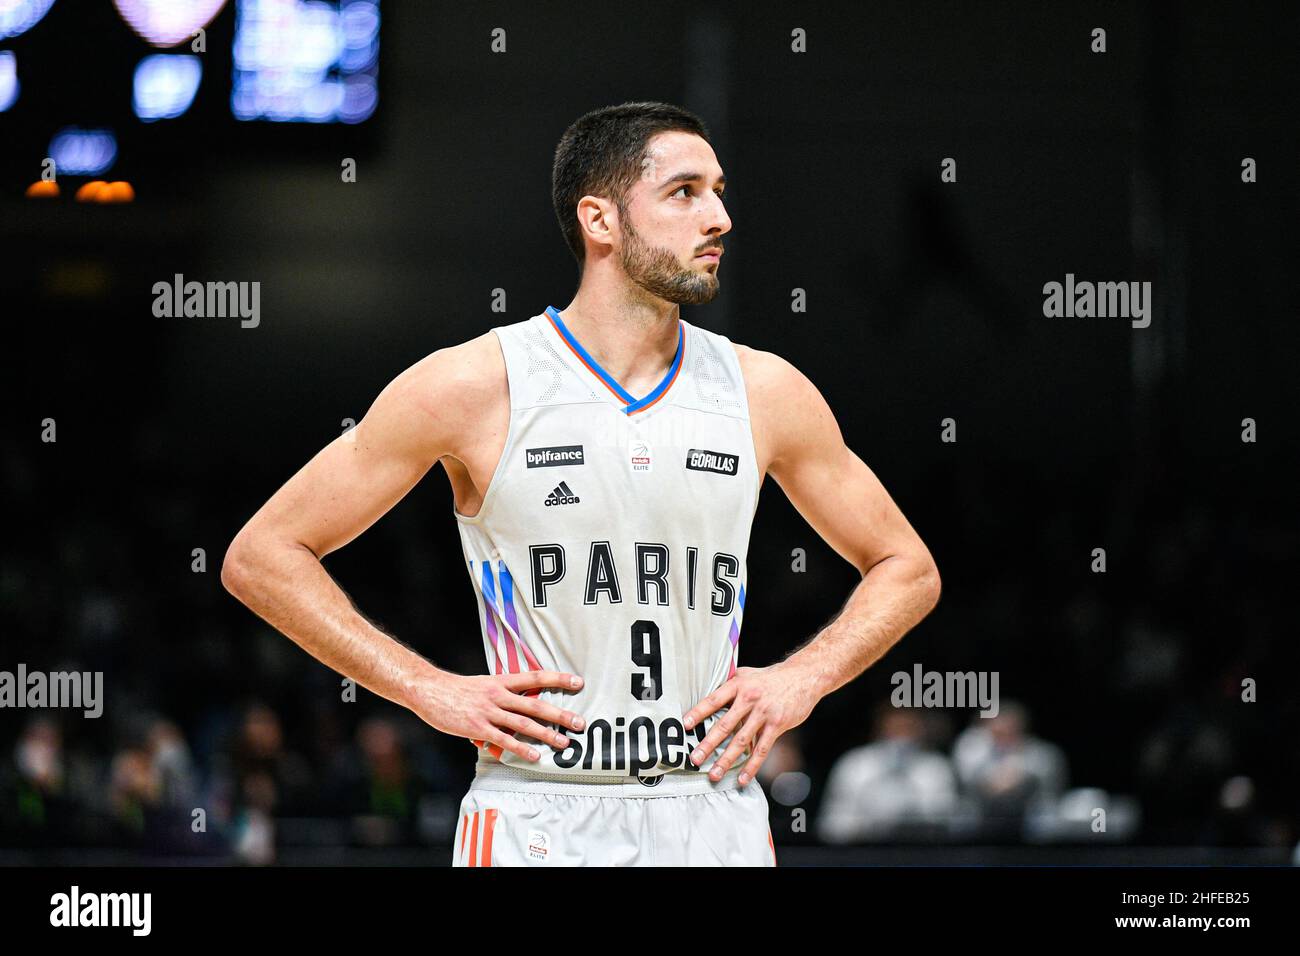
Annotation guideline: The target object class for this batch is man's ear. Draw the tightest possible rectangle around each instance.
[576,195,617,254]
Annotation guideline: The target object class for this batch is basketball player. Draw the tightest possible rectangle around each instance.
[221,102,941,866]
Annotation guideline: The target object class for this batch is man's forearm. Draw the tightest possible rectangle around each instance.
[221,537,444,711]
[781,553,940,699]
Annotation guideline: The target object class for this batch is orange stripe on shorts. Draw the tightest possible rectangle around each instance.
[468,811,479,867]
[481,808,498,867]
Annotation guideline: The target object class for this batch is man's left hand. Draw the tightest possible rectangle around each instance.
[682,662,821,786]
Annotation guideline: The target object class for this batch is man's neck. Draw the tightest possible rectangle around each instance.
[558,289,681,394]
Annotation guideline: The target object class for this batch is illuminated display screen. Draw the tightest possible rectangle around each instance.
[0,0,380,123]
[232,0,380,124]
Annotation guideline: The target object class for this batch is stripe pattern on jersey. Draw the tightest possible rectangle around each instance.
[467,556,541,760]
[459,808,499,867]
[726,582,747,680]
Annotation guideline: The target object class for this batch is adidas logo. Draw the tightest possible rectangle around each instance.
[544,481,580,507]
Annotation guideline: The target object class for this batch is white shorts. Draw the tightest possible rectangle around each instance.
[452,760,777,867]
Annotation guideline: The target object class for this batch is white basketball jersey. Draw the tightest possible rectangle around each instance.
[455,305,761,781]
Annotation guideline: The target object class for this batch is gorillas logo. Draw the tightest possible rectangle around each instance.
[686,448,739,476]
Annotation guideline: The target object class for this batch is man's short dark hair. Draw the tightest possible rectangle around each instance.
[551,101,711,272]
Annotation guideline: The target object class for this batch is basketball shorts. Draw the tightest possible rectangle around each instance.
[452,760,777,867]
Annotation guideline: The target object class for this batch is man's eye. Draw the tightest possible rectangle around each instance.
[671,185,726,200]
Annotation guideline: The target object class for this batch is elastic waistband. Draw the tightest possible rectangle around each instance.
[468,759,747,797]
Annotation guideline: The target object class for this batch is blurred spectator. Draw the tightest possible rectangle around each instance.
[818,704,957,843]
[357,717,411,819]
[107,745,159,838]
[148,717,200,808]
[323,716,451,846]
[2,719,72,845]
[15,718,63,802]
[232,771,278,866]
[226,702,314,816]
[203,702,314,864]
[952,701,1067,840]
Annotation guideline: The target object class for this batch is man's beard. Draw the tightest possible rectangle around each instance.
[618,210,720,305]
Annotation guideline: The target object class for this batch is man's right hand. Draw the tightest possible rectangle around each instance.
[411,670,587,763]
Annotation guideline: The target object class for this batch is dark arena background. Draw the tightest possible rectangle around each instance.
[1,0,1298,903]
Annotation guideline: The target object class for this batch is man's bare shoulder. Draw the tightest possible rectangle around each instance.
[397,330,507,417]
[731,341,807,407]
[731,341,838,472]
[731,342,794,477]
[362,331,508,470]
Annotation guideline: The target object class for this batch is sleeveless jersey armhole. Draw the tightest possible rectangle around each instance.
[453,327,516,526]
